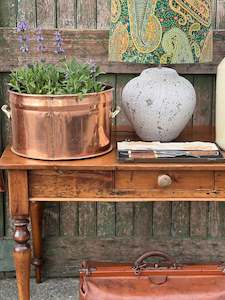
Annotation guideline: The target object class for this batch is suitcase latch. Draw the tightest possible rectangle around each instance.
[79,267,97,276]
[133,251,177,275]
[133,263,177,275]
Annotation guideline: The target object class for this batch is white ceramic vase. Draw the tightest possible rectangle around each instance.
[122,67,196,141]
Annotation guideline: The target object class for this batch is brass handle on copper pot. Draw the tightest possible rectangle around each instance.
[1,105,11,119]
[111,106,121,118]
[158,174,172,188]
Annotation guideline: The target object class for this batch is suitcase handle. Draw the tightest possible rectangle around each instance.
[134,251,176,271]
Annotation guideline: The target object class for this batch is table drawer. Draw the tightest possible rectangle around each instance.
[29,170,113,198]
[115,171,215,199]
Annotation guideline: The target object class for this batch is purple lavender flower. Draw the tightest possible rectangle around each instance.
[36,28,45,53]
[87,59,97,74]
[17,25,30,54]
[54,31,64,54]
[17,21,29,32]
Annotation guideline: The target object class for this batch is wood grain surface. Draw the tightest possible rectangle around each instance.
[0,29,224,74]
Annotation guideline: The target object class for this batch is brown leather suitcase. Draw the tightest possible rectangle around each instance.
[80,251,225,300]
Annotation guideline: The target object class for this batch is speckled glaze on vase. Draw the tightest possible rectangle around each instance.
[122,67,196,141]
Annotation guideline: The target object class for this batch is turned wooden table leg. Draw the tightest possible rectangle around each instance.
[14,218,31,300]
[30,201,43,283]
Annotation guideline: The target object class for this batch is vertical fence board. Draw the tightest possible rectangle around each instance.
[208,75,223,238]
[77,0,97,29]
[60,203,78,237]
[208,202,224,237]
[190,203,208,238]
[153,203,171,237]
[36,0,60,238]
[97,74,116,238]
[36,0,56,28]
[97,0,111,28]
[116,203,134,237]
[0,0,17,27]
[0,197,3,237]
[171,202,190,238]
[78,203,97,237]
[76,0,97,239]
[116,74,135,129]
[191,75,213,238]
[0,74,13,238]
[171,76,193,239]
[43,203,60,237]
[216,0,225,29]
[97,203,115,237]
[17,0,36,27]
[58,0,76,28]
[133,203,153,237]
[0,74,5,237]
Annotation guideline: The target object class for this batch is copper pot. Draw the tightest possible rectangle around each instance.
[2,87,119,160]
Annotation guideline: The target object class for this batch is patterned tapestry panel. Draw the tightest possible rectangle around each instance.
[109,0,212,64]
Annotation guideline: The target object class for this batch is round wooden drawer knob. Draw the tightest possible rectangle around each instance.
[158,175,172,188]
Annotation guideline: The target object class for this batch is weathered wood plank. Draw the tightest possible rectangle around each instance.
[0,74,7,237]
[36,0,56,28]
[116,203,134,237]
[0,239,14,272]
[43,237,225,277]
[58,0,76,28]
[17,0,36,28]
[133,203,153,236]
[191,75,213,238]
[208,202,224,237]
[193,75,213,140]
[153,202,171,237]
[0,0,17,27]
[216,0,225,29]
[190,202,208,238]
[0,74,13,237]
[207,74,221,238]
[0,73,11,149]
[97,202,115,237]
[77,0,97,29]
[0,196,3,237]
[171,202,190,238]
[97,0,111,29]
[78,203,97,237]
[116,74,135,129]
[0,29,224,74]
[60,203,78,237]
[171,77,193,239]
[43,203,60,237]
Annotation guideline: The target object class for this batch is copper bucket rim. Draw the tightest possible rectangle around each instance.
[8,85,114,98]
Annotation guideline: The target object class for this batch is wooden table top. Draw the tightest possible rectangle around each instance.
[1,146,225,171]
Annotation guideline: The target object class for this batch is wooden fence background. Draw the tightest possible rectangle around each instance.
[1,0,225,277]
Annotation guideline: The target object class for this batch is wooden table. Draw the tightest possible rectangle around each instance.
[2,146,225,300]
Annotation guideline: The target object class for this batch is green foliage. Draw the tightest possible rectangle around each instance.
[8,59,106,97]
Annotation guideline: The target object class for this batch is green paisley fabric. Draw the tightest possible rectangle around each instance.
[109,0,212,64]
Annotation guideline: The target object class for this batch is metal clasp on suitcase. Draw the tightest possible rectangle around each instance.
[80,261,97,276]
[133,251,177,275]
[79,267,97,276]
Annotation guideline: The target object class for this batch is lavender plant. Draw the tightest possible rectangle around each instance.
[17,21,30,53]
[36,28,45,55]
[9,22,105,96]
